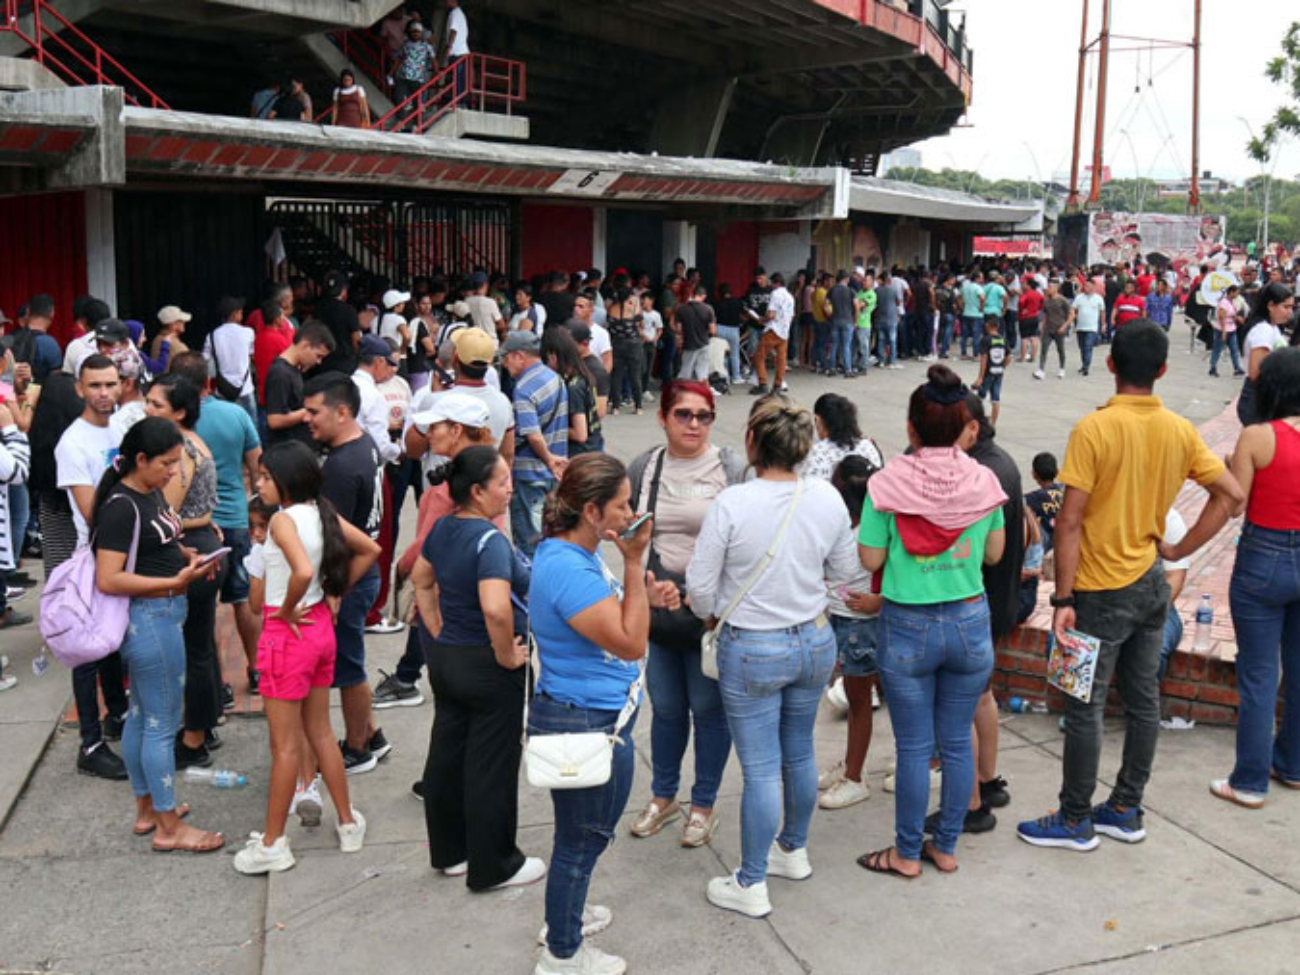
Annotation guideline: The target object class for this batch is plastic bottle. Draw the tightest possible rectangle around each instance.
[184,768,248,788]
[1193,594,1214,654]
[1006,696,1031,713]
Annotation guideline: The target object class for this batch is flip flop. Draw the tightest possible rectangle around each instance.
[920,841,958,873]
[1271,769,1300,790]
[133,802,191,836]
[857,848,920,880]
[1209,779,1265,809]
[152,825,225,854]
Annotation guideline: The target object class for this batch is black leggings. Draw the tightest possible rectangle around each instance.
[182,526,227,732]
[610,338,645,408]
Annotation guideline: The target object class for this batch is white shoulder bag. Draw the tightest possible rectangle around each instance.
[700,478,805,680]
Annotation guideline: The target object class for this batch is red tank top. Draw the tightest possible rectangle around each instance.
[1247,420,1300,529]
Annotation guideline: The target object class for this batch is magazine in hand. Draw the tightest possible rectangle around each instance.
[1048,629,1101,702]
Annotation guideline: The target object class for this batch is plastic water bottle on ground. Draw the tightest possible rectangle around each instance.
[184,768,248,788]
[1007,696,1031,713]
[1193,594,1214,654]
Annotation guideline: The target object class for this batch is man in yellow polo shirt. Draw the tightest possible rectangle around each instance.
[1019,319,1244,852]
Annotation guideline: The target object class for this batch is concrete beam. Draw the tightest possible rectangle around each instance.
[0,57,65,92]
[98,0,404,34]
[427,108,529,142]
[0,86,123,191]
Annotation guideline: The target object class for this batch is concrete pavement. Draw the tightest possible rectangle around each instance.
[3,319,1294,975]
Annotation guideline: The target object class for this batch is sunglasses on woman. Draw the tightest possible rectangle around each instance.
[670,408,716,426]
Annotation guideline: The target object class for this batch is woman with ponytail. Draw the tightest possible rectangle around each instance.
[234,441,380,875]
[686,394,859,919]
[857,363,1006,878]
[91,416,223,852]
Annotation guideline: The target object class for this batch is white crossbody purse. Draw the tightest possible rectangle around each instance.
[522,637,644,790]
[700,478,805,680]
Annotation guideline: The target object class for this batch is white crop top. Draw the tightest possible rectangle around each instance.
[263,503,326,609]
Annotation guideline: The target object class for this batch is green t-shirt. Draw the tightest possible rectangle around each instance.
[858,500,1005,605]
[855,289,876,329]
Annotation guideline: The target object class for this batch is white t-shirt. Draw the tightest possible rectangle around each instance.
[768,286,794,340]
[351,369,401,464]
[446,6,470,56]
[406,382,515,483]
[1245,322,1286,356]
[376,374,412,433]
[1162,508,1191,572]
[55,417,123,545]
[378,312,412,354]
[465,295,502,334]
[589,322,611,359]
[685,477,859,630]
[640,309,663,343]
[108,399,147,440]
[204,322,255,398]
[1072,293,1106,333]
[62,334,98,376]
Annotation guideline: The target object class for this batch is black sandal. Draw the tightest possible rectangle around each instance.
[857,847,919,880]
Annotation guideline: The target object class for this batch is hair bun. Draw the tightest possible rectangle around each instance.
[926,363,961,388]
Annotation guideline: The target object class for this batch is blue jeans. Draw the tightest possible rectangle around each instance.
[531,694,639,959]
[647,640,731,808]
[120,595,188,812]
[1077,330,1098,371]
[1229,524,1300,793]
[853,328,871,371]
[333,566,380,688]
[238,392,257,425]
[960,316,982,357]
[716,325,742,383]
[938,313,954,357]
[879,317,898,366]
[1156,605,1185,681]
[717,618,835,886]
[832,322,854,373]
[1210,329,1243,374]
[8,483,28,560]
[878,597,993,859]
[510,478,553,559]
[812,320,832,371]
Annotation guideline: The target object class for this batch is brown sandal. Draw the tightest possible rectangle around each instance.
[857,847,920,880]
[920,840,958,873]
[133,802,191,836]
[152,823,225,854]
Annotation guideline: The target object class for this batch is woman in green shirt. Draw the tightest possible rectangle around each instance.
[856,364,1006,878]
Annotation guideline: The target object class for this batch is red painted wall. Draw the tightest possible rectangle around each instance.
[714,219,759,294]
[521,202,593,280]
[0,191,87,347]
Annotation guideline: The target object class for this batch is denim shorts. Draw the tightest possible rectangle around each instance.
[831,614,878,677]
[980,373,1004,403]
[218,527,251,604]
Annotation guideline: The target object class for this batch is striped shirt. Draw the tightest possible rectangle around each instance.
[0,426,31,570]
[511,361,568,483]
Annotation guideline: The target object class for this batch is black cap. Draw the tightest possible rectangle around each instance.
[94,318,130,345]
[325,270,349,297]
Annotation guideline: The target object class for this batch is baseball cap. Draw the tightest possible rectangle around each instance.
[451,327,497,366]
[94,318,131,345]
[449,300,471,320]
[0,308,10,325]
[324,270,348,297]
[469,270,489,287]
[358,333,398,365]
[157,304,192,326]
[413,392,491,431]
[382,288,411,310]
[502,330,540,354]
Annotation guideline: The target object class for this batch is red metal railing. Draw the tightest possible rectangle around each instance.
[2,0,169,109]
[372,53,525,135]
[328,28,391,94]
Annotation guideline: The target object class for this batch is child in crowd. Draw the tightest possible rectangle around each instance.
[817,455,883,811]
[1024,451,1064,554]
[974,316,1008,427]
[235,441,380,876]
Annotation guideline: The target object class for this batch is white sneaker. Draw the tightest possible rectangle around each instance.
[818,761,845,791]
[1058,369,1066,379]
[537,904,613,944]
[234,833,295,875]
[492,855,547,889]
[766,841,813,880]
[534,942,626,975]
[440,861,468,876]
[1033,369,1044,380]
[779,382,790,392]
[818,777,871,810]
[337,807,366,853]
[364,617,405,635]
[882,765,942,793]
[0,674,17,692]
[871,685,880,710]
[290,777,323,828]
[706,872,771,917]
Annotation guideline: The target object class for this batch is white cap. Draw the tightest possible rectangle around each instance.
[413,392,491,432]
[382,289,412,310]
[854,265,866,276]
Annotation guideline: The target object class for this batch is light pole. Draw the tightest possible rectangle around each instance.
[1237,117,1271,251]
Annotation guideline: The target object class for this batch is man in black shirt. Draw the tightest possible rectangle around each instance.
[537,271,575,334]
[314,271,362,375]
[303,372,387,773]
[742,266,773,368]
[264,323,335,449]
[675,285,716,381]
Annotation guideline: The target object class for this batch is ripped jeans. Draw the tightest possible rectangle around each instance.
[531,693,639,960]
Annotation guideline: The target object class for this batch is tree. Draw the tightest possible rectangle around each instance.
[1249,21,1300,162]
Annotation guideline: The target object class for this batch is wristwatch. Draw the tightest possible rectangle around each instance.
[1049,594,1076,609]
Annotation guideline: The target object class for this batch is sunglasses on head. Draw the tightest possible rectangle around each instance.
[670,408,715,426]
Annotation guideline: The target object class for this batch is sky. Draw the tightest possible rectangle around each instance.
[910,0,1300,188]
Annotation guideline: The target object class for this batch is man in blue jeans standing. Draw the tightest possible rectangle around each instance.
[502,331,568,558]
[305,372,389,774]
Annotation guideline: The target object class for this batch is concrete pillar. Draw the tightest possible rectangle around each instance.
[760,118,830,168]
[592,207,607,271]
[650,77,736,158]
[85,188,117,312]
[662,220,696,276]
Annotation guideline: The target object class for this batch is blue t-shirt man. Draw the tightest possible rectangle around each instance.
[511,361,568,485]
[530,539,637,711]
[194,395,260,530]
[983,280,1007,318]
[424,516,529,645]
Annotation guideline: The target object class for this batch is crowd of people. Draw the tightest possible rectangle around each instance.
[0,249,1297,974]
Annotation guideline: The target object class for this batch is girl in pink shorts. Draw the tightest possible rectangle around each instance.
[234,441,380,875]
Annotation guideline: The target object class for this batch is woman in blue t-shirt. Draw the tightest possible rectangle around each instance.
[529,453,656,975]
[411,446,536,892]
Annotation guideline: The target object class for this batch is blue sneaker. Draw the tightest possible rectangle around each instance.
[1016,812,1100,851]
[1091,801,1146,843]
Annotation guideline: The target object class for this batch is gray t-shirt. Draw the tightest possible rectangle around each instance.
[875,283,900,324]
[828,284,856,326]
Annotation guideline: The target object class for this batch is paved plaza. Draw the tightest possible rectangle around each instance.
[3,328,1298,975]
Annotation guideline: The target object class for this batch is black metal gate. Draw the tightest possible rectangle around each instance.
[267,197,513,286]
